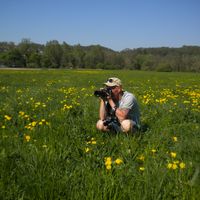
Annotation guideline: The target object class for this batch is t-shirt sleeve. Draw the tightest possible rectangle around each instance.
[120,94,134,110]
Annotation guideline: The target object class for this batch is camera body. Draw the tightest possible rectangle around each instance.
[94,88,112,100]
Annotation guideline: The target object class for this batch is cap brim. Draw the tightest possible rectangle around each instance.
[104,82,118,87]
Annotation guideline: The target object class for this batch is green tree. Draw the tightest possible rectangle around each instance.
[72,44,86,68]
[18,38,32,67]
[3,49,25,67]
[43,40,63,68]
[0,42,15,52]
[62,42,73,68]
[28,52,42,68]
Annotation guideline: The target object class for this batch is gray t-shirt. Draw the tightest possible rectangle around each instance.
[117,91,140,125]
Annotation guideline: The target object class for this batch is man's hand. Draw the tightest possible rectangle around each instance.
[106,94,112,100]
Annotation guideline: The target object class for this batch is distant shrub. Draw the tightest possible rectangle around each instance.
[156,63,172,72]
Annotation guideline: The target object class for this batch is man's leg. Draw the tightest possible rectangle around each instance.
[121,119,136,133]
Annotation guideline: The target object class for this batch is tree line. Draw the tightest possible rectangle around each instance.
[0,39,200,72]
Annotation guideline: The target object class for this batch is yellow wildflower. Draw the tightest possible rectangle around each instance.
[139,167,145,171]
[24,115,29,119]
[167,163,172,169]
[104,157,112,170]
[25,135,31,142]
[172,163,178,170]
[151,149,157,153]
[31,121,37,127]
[179,162,186,169]
[173,137,178,142]
[85,147,90,153]
[105,157,112,166]
[4,115,12,121]
[138,154,145,161]
[19,111,25,116]
[42,104,46,107]
[104,157,112,164]
[114,158,123,165]
[106,165,112,170]
[63,104,73,110]
[91,141,96,144]
[170,152,177,158]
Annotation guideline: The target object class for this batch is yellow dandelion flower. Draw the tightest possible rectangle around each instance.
[170,152,177,158]
[63,104,73,110]
[172,163,178,170]
[19,111,25,116]
[106,165,112,170]
[85,147,90,153]
[139,167,145,171]
[167,163,172,169]
[104,157,112,166]
[25,135,31,142]
[105,159,112,166]
[173,137,178,142]
[179,162,186,169]
[31,121,37,127]
[4,115,12,121]
[104,157,112,162]
[114,158,123,165]
[138,154,145,161]
[24,114,29,119]
[151,149,157,153]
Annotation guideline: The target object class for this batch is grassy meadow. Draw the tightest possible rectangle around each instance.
[0,69,199,199]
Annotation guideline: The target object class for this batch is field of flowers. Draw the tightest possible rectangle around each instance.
[0,69,199,199]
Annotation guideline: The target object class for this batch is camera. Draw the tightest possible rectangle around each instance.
[94,88,112,99]
[103,117,120,133]
[103,118,113,127]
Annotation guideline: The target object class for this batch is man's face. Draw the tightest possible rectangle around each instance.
[108,85,121,96]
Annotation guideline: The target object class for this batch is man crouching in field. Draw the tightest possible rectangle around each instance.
[95,77,140,133]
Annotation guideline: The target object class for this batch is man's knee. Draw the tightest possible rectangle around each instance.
[96,120,105,131]
[121,120,134,133]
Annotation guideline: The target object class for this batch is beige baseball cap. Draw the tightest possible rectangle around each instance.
[104,77,122,87]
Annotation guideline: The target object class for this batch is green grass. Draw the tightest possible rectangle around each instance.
[0,69,199,200]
